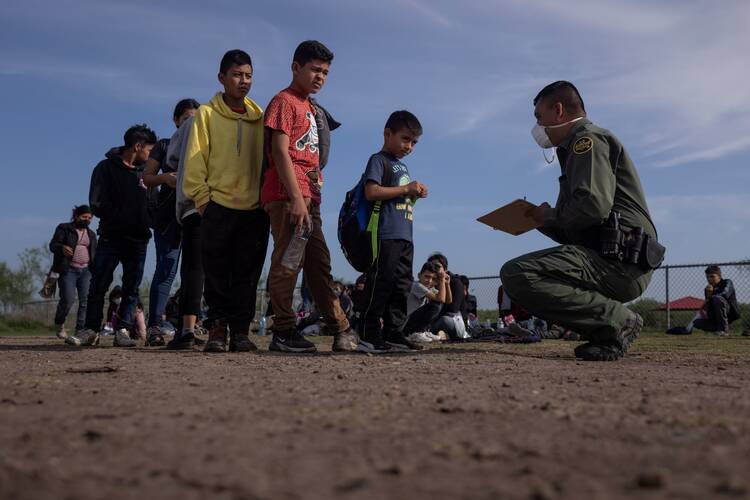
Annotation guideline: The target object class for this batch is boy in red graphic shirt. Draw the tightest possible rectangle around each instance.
[262,40,358,353]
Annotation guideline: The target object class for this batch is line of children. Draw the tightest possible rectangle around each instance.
[64,42,433,355]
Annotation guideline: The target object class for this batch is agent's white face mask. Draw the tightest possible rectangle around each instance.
[530,117,584,149]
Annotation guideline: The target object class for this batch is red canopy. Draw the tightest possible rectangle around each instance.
[657,296,705,311]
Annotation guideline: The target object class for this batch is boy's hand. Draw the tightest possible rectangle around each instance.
[289,197,311,230]
[163,172,177,189]
[406,181,428,198]
[62,245,74,257]
[197,203,207,216]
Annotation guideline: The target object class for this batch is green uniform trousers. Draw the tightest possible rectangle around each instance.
[500,245,651,340]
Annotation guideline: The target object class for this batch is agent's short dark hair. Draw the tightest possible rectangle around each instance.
[419,261,440,276]
[705,265,722,276]
[293,40,334,66]
[220,49,253,74]
[385,110,423,136]
[533,80,586,114]
[71,204,91,221]
[123,124,157,148]
[173,98,200,121]
[428,252,448,270]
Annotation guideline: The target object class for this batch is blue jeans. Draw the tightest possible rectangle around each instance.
[148,230,181,327]
[84,236,148,332]
[54,266,91,330]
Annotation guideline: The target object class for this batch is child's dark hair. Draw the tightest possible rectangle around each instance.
[705,265,722,276]
[123,124,157,148]
[459,275,470,287]
[293,40,334,66]
[385,110,423,136]
[419,261,440,275]
[220,49,253,74]
[428,252,448,270]
[173,98,200,121]
[109,285,122,299]
[71,204,91,221]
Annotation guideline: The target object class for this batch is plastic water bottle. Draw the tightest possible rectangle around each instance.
[281,224,311,270]
[258,316,266,336]
[484,319,492,329]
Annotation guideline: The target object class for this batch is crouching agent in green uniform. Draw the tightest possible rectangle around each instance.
[500,81,665,361]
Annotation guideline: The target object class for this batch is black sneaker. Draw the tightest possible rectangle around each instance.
[166,330,196,350]
[229,331,258,352]
[385,333,424,351]
[269,330,317,353]
[357,337,392,354]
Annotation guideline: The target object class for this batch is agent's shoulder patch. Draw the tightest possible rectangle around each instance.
[573,136,593,154]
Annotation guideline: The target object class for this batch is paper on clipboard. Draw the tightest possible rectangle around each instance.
[477,199,541,236]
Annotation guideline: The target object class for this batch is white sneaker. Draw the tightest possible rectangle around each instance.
[407,331,439,343]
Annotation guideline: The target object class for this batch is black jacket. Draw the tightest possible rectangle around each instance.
[49,222,97,275]
[712,279,741,323]
[89,148,152,241]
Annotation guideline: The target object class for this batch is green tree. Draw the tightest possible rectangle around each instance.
[0,245,52,313]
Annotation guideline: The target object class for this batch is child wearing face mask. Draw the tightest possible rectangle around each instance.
[47,205,97,340]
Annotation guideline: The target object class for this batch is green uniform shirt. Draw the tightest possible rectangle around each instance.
[541,119,657,245]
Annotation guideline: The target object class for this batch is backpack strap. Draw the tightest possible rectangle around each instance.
[364,154,395,266]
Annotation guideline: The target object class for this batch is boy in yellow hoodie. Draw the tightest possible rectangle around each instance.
[182,49,270,353]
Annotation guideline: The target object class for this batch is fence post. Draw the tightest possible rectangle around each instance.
[665,265,671,330]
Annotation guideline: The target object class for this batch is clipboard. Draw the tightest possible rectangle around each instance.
[477,199,541,236]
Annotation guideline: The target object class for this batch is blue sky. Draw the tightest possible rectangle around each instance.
[1,0,749,286]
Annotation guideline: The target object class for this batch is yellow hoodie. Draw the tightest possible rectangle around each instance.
[183,92,264,210]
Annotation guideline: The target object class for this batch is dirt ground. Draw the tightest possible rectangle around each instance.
[1,333,749,500]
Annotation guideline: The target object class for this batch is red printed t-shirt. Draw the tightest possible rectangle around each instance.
[261,87,322,206]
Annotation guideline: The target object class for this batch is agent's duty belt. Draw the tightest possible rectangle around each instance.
[582,212,665,270]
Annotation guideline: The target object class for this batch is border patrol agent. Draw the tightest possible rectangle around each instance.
[501,81,665,361]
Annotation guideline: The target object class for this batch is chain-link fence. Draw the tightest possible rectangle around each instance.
[11,262,750,333]
[465,261,750,333]
[12,288,303,328]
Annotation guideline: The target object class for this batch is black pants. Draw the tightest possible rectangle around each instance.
[85,236,148,332]
[200,201,270,332]
[403,300,442,335]
[360,239,413,342]
[693,295,730,332]
[179,213,204,319]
